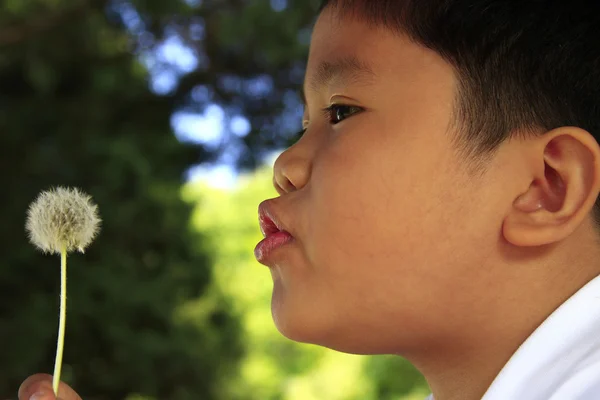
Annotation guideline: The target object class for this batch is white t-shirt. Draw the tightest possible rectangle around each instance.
[425,274,600,400]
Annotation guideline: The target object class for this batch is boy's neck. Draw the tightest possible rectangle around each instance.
[412,224,600,400]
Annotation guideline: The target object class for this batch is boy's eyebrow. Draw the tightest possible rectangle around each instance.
[300,55,377,106]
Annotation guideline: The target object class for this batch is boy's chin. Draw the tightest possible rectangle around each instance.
[270,294,390,355]
[271,295,424,356]
[270,289,338,348]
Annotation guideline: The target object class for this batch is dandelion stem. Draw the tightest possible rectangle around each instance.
[52,246,67,396]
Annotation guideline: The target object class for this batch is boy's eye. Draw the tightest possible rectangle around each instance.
[322,104,363,125]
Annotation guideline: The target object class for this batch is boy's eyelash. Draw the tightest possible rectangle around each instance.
[320,104,340,119]
[320,103,363,124]
[297,104,362,135]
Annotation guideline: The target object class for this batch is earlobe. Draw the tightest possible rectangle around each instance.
[503,128,600,247]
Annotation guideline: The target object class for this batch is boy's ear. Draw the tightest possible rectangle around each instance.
[503,127,600,247]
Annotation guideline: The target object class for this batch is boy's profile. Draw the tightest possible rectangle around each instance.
[18,1,600,399]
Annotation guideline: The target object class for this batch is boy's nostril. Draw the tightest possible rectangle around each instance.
[274,176,296,194]
[283,178,296,192]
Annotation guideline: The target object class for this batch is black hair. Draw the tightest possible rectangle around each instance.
[319,0,600,225]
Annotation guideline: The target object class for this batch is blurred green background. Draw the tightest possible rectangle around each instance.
[0,0,430,398]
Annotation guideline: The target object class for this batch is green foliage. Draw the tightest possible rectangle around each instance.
[0,105,242,398]
[0,1,243,398]
[215,0,312,65]
[365,355,430,400]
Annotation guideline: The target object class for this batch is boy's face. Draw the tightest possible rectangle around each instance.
[263,7,518,354]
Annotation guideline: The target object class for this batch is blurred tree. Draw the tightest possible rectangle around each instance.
[0,0,431,398]
[0,0,303,398]
[0,0,321,178]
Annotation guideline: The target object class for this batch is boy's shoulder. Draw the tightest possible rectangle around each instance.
[482,274,600,399]
[426,275,600,400]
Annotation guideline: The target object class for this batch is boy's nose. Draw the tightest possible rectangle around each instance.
[273,144,312,194]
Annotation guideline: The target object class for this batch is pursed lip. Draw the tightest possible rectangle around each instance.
[258,200,293,238]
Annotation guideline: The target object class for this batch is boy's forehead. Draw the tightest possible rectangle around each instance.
[303,7,455,105]
[302,10,389,103]
[301,55,377,105]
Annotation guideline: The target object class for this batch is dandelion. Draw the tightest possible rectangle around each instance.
[25,186,101,397]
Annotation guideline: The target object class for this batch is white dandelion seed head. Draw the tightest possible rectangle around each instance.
[26,186,101,255]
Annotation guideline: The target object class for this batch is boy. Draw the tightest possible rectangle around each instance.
[19,0,600,399]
